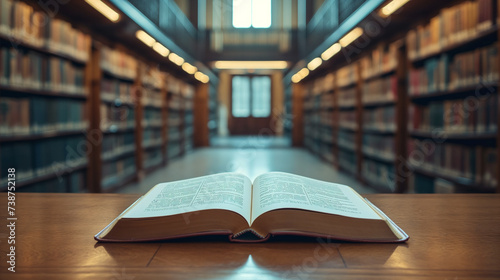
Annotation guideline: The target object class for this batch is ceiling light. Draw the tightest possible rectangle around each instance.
[380,0,410,17]
[339,27,363,47]
[169,53,184,66]
[152,42,170,57]
[135,30,155,47]
[321,43,341,61]
[85,0,120,22]
[182,62,198,74]
[194,72,209,83]
[307,57,322,71]
[213,61,288,70]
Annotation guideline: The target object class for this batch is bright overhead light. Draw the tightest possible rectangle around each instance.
[168,53,184,66]
[213,61,288,70]
[307,57,322,71]
[339,27,363,47]
[194,71,209,83]
[182,62,197,74]
[85,0,120,22]
[135,30,155,47]
[152,42,170,57]
[297,68,309,79]
[321,43,341,61]
[380,0,410,17]
[291,74,302,83]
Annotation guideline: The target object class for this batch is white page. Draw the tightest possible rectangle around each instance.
[251,172,381,224]
[124,173,252,224]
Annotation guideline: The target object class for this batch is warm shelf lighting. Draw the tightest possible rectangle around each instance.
[152,42,170,57]
[380,0,410,17]
[85,0,120,22]
[339,27,363,47]
[291,73,302,83]
[135,30,155,47]
[182,62,198,74]
[194,71,209,83]
[297,68,310,79]
[307,57,322,71]
[213,61,288,70]
[321,43,341,61]
[169,53,184,66]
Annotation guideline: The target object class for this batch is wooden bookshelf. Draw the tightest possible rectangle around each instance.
[294,0,499,193]
[0,0,210,193]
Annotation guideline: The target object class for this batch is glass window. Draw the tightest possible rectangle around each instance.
[232,76,251,117]
[251,76,271,117]
[232,0,271,28]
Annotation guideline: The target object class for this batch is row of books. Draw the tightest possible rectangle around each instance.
[338,111,357,130]
[337,64,357,88]
[100,46,137,80]
[143,108,163,128]
[167,142,182,159]
[409,95,497,133]
[102,157,136,190]
[143,128,163,148]
[168,76,195,97]
[13,170,86,193]
[144,149,163,169]
[101,78,134,104]
[406,0,495,60]
[0,97,86,136]
[319,93,334,109]
[338,87,357,107]
[169,95,184,111]
[308,73,336,95]
[143,67,163,90]
[407,139,497,187]
[362,75,397,104]
[338,130,356,151]
[363,106,396,132]
[0,47,86,94]
[143,88,163,108]
[100,103,135,132]
[101,132,135,161]
[408,44,498,95]
[339,149,357,175]
[0,0,90,62]
[362,159,395,191]
[319,111,334,126]
[0,136,88,186]
[360,42,398,79]
[362,134,395,162]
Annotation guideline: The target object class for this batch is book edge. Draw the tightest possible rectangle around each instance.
[363,198,410,242]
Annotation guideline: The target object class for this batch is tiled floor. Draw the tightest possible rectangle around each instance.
[119,145,375,195]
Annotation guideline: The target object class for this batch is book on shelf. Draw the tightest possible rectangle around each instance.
[406,0,495,61]
[0,0,90,61]
[95,172,409,243]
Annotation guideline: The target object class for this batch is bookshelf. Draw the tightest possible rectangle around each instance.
[1,0,211,193]
[295,0,499,193]
[0,0,91,192]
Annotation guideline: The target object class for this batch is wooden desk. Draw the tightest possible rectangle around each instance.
[0,193,499,279]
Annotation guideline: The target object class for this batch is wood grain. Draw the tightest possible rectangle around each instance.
[0,193,499,279]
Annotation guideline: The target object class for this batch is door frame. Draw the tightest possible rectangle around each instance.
[228,74,274,135]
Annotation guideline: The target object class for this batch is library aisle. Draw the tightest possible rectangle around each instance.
[118,138,372,194]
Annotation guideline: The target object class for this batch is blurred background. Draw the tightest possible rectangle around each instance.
[0,0,498,194]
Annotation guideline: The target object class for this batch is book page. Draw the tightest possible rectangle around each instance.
[251,172,381,224]
[123,173,252,224]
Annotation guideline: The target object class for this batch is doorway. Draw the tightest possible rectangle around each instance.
[229,75,272,135]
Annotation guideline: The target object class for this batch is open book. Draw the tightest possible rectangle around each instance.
[95,172,409,242]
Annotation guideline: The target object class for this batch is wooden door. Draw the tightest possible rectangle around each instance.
[229,75,273,135]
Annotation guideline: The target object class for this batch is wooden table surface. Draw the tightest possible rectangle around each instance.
[0,193,499,279]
